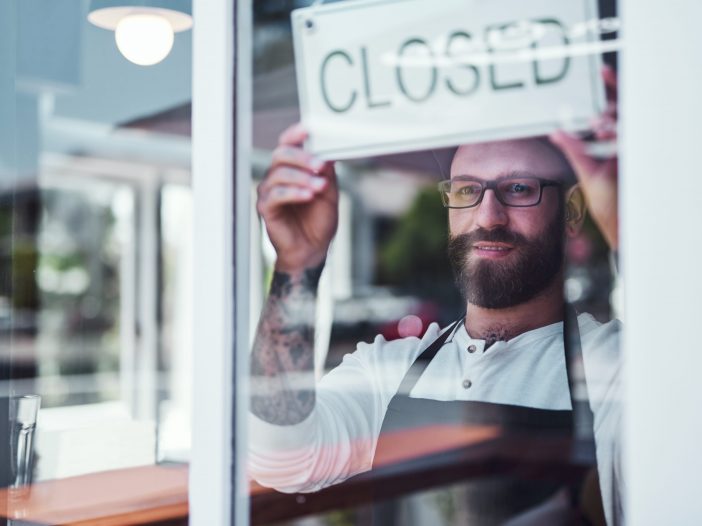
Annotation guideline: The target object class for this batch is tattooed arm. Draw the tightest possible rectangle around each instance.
[251,123,338,425]
[250,263,324,425]
[250,121,432,488]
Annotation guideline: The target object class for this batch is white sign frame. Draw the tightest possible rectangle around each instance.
[292,0,605,159]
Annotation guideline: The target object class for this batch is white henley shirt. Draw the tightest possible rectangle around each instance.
[250,313,623,525]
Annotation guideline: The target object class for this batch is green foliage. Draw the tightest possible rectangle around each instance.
[0,209,11,237]
[324,509,357,526]
[11,241,39,309]
[378,186,452,289]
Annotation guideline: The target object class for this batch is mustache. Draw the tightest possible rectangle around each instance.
[449,227,529,248]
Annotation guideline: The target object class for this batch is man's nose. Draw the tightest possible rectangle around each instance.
[475,189,508,229]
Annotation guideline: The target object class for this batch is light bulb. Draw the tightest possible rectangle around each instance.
[115,13,175,66]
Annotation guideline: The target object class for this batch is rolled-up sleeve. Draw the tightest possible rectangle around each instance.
[248,324,440,493]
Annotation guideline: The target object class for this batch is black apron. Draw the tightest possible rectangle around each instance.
[370,308,601,525]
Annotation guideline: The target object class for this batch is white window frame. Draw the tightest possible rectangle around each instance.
[190,1,702,524]
[622,1,702,523]
[190,0,252,524]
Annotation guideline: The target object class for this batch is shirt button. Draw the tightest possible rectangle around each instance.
[467,345,477,353]
[462,379,472,389]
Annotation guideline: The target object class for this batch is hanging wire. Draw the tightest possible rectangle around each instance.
[431,150,448,180]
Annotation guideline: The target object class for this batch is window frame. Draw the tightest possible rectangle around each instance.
[190,0,252,524]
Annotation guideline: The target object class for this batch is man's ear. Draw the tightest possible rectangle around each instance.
[564,184,586,236]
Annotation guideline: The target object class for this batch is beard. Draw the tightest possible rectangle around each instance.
[447,212,565,309]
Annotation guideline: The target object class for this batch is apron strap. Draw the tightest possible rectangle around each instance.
[395,317,462,397]
[564,308,604,522]
[396,307,592,421]
[564,305,595,430]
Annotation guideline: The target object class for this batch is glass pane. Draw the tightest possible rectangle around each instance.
[158,182,193,462]
[34,178,133,409]
[1,0,192,521]
[248,1,621,525]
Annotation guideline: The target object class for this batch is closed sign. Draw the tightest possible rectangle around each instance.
[292,0,606,159]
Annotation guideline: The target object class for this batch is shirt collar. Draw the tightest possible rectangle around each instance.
[451,318,565,353]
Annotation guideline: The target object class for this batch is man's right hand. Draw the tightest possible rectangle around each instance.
[257,123,339,274]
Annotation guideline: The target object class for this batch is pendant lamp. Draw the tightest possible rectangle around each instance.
[88,0,192,66]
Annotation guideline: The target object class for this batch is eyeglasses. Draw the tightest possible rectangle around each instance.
[437,176,563,209]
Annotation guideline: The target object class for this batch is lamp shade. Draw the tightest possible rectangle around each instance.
[88,0,192,32]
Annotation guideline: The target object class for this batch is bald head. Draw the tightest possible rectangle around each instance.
[450,137,576,186]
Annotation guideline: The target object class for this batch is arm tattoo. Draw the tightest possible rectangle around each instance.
[250,262,324,425]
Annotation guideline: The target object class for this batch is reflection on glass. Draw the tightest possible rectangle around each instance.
[249,1,621,525]
[11,394,40,487]
[1,0,193,509]
[33,180,131,408]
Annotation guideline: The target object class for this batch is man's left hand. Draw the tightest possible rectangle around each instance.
[550,65,619,250]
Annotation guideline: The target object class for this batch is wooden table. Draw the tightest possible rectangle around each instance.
[250,425,596,524]
[0,424,596,525]
[0,464,189,526]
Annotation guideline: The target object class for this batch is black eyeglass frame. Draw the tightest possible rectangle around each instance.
[437,176,564,209]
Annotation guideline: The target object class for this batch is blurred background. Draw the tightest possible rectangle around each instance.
[250,0,618,376]
[1,0,193,481]
[248,1,619,524]
[0,0,619,519]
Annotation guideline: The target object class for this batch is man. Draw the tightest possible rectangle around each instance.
[250,70,621,524]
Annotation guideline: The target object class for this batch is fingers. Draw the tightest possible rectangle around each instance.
[260,185,314,207]
[278,122,308,147]
[602,64,618,99]
[271,144,327,174]
[604,100,617,121]
[257,122,337,218]
[549,130,599,180]
[265,140,333,198]
[590,112,617,141]
[257,185,316,218]
[260,166,327,196]
[577,66,617,143]
[258,162,332,219]
[273,122,334,177]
